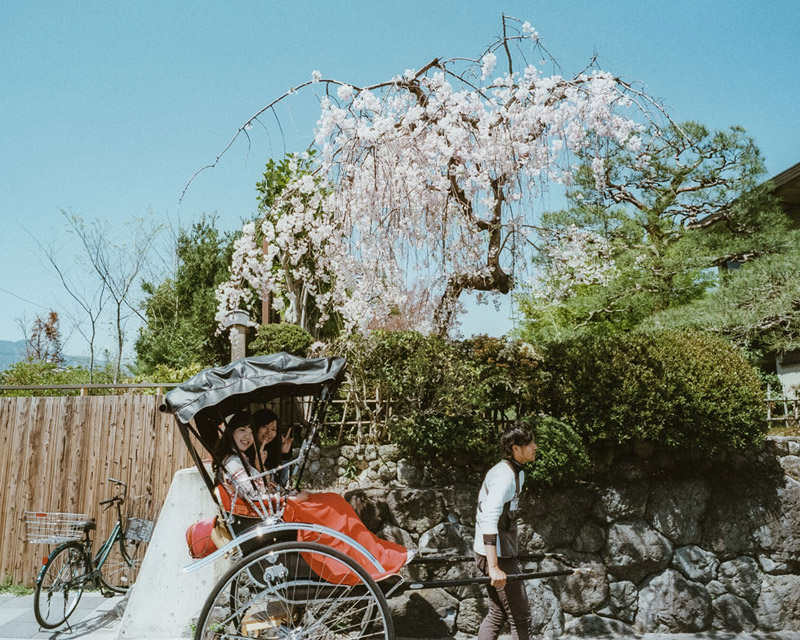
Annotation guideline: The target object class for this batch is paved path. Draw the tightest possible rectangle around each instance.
[1,592,799,640]
[0,593,123,640]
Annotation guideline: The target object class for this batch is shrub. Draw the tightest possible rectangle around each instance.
[130,362,206,393]
[542,330,766,453]
[349,331,482,419]
[525,415,590,487]
[458,336,545,420]
[249,323,313,358]
[393,413,497,480]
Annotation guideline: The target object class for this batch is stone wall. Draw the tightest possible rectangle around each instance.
[304,436,800,637]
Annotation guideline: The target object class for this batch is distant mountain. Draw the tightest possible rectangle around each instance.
[0,340,27,370]
[0,340,91,371]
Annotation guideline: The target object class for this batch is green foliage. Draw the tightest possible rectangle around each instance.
[348,331,483,419]
[0,575,33,596]
[393,414,496,480]
[642,242,800,360]
[130,363,205,393]
[340,331,551,478]
[541,330,766,453]
[0,361,114,397]
[135,215,234,373]
[524,415,590,487]
[249,324,314,358]
[518,122,789,346]
[329,329,766,481]
[458,335,545,420]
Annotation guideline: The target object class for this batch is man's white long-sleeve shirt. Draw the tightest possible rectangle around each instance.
[473,460,524,557]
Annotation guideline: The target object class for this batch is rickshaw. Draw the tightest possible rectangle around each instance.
[161,352,575,640]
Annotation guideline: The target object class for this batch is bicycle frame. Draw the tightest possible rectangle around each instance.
[71,484,133,589]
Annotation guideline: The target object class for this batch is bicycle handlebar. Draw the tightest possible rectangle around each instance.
[100,478,128,508]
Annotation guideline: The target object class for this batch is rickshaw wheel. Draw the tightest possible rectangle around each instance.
[195,540,394,640]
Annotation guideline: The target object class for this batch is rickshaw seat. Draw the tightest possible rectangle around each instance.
[214,485,294,556]
[215,485,261,518]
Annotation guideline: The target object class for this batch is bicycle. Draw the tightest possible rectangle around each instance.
[25,478,154,629]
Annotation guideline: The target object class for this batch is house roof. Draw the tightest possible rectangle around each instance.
[772,161,800,222]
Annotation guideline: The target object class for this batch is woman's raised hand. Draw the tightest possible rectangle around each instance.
[281,430,294,454]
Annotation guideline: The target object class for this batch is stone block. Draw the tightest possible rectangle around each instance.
[543,558,608,616]
[390,589,459,637]
[418,522,473,556]
[526,486,594,549]
[603,520,672,583]
[385,489,445,534]
[573,522,605,553]
[756,574,800,631]
[718,556,761,604]
[635,569,711,633]
[672,545,719,583]
[593,483,649,523]
[758,555,794,574]
[563,613,636,636]
[780,455,800,481]
[454,597,486,635]
[397,458,423,486]
[597,580,637,623]
[712,593,757,632]
[526,579,563,638]
[647,479,710,545]
[706,579,726,598]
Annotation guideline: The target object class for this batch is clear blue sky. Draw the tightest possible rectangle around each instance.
[2,1,799,358]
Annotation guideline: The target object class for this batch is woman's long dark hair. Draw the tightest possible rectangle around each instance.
[212,411,254,482]
[252,408,282,471]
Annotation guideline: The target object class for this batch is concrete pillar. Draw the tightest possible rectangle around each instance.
[117,467,231,640]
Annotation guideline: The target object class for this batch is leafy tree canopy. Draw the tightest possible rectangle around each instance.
[135,215,235,373]
[518,121,793,352]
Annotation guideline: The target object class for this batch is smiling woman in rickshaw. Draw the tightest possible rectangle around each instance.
[212,407,413,584]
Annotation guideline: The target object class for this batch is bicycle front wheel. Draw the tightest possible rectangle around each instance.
[34,541,89,629]
[98,535,147,593]
[196,540,394,640]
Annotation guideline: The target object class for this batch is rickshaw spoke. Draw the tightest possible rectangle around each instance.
[195,541,393,639]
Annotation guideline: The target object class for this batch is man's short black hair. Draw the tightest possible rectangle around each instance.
[501,421,535,458]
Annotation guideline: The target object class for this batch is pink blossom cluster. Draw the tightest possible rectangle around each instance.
[216,31,647,335]
[530,226,616,302]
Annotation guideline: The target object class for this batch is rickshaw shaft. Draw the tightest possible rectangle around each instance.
[402,568,575,591]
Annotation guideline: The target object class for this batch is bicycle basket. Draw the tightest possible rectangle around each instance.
[25,512,90,544]
[125,517,155,542]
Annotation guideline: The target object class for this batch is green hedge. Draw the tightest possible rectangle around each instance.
[340,329,766,482]
[342,331,586,484]
[542,330,766,453]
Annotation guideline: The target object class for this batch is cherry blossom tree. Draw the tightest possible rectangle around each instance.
[204,17,664,336]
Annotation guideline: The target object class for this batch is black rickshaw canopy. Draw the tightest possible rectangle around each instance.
[160,352,347,497]
[160,352,347,426]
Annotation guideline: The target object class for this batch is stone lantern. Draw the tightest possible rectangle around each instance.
[220,309,256,362]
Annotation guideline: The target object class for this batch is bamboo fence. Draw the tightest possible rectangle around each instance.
[0,394,192,586]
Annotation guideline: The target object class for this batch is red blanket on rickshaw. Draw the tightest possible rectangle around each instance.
[217,487,409,586]
[284,492,409,586]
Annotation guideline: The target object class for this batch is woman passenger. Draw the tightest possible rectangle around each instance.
[213,410,414,584]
